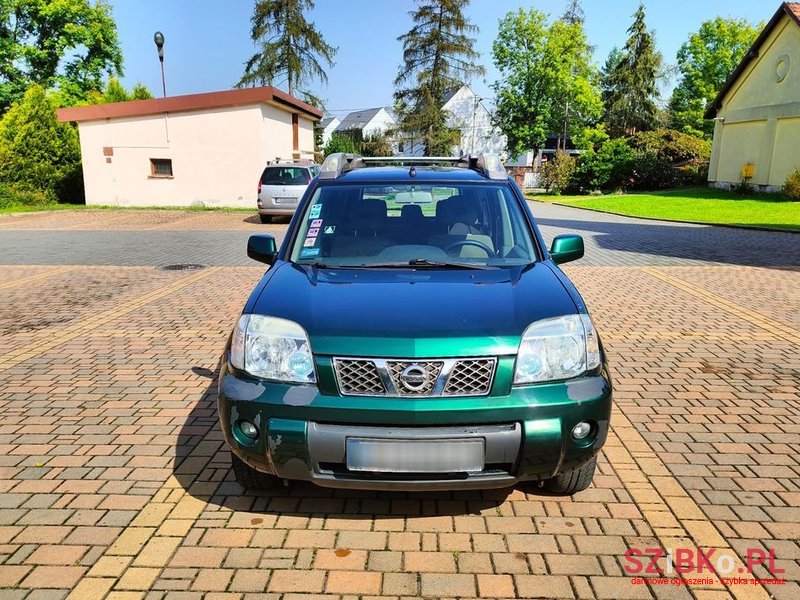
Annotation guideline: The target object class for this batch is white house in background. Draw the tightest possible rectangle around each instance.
[397,85,507,157]
[57,87,322,208]
[318,116,340,146]
[334,107,396,138]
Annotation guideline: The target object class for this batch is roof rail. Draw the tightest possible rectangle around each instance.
[318,153,507,180]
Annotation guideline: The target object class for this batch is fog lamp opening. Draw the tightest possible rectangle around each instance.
[239,420,259,440]
[572,421,592,440]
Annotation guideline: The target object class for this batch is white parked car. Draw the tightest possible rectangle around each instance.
[257,161,320,223]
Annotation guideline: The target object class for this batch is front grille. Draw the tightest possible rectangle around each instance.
[444,359,496,396]
[387,361,444,395]
[333,357,496,397]
[333,359,386,395]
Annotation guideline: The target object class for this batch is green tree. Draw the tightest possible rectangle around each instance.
[669,17,760,138]
[323,132,359,156]
[561,0,584,25]
[0,85,82,202]
[0,0,123,112]
[394,0,484,156]
[492,8,601,158]
[602,3,663,136]
[237,0,337,97]
[88,77,154,104]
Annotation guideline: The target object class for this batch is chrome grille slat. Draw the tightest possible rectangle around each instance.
[333,359,386,395]
[333,357,496,397]
[444,359,496,396]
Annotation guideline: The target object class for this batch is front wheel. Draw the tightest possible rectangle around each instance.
[231,454,281,490]
[259,214,272,224]
[544,456,597,495]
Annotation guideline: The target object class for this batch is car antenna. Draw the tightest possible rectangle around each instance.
[409,165,416,177]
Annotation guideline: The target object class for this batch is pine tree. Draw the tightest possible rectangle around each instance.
[394,0,484,156]
[238,0,336,97]
[0,85,82,202]
[602,3,663,136]
[561,0,585,25]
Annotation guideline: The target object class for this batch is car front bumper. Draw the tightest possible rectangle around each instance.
[217,356,612,491]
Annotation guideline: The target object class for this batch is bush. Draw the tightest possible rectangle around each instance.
[571,138,635,192]
[628,128,710,190]
[0,182,52,209]
[782,168,800,200]
[629,128,711,164]
[630,151,676,190]
[0,85,83,203]
[541,151,576,194]
[323,132,360,156]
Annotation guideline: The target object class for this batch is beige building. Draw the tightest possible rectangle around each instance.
[57,87,322,208]
[706,2,800,191]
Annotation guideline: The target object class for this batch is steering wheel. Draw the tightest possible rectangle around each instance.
[444,239,494,256]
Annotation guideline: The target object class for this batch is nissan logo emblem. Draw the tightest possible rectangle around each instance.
[400,364,428,391]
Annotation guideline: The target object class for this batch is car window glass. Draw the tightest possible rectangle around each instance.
[261,167,310,185]
[290,183,537,266]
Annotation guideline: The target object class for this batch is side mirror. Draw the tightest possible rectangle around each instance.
[549,234,584,264]
[247,234,277,265]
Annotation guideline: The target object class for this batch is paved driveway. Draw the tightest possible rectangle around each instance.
[0,206,797,600]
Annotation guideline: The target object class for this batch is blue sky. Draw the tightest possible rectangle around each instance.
[110,0,774,117]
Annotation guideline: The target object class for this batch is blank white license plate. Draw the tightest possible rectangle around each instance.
[273,197,295,205]
[346,438,484,473]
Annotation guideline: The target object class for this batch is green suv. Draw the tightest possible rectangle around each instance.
[218,153,612,494]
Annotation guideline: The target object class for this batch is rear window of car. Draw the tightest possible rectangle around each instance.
[261,167,311,186]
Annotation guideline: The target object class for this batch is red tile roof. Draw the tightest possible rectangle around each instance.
[57,86,323,123]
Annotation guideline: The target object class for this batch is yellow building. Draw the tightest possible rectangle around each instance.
[706,2,800,191]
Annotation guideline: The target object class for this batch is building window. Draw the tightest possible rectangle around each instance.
[150,158,173,177]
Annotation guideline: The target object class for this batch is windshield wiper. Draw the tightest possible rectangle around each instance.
[353,259,493,270]
[408,258,493,270]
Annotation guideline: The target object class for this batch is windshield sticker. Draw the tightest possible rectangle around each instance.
[302,237,316,247]
[324,226,335,234]
[307,228,319,237]
[300,247,320,258]
[308,204,322,219]
[310,219,323,228]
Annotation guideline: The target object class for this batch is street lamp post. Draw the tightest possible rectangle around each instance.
[153,31,166,97]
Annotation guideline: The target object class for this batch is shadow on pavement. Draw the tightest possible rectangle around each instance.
[534,217,800,269]
[173,370,512,517]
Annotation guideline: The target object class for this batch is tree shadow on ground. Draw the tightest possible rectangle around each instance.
[174,369,513,518]
[534,217,800,269]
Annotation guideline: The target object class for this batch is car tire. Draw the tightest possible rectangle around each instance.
[231,454,282,490]
[259,215,272,224]
[544,456,597,495]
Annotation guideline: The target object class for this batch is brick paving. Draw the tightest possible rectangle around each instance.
[0,207,797,599]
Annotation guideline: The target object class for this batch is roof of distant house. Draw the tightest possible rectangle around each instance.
[57,86,323,123]
[335,107,392,132]
[705,2,800,118]
[320,116,339,128]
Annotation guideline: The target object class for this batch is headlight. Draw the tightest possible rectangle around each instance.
[514,314,600,384]
[230,315,316,383]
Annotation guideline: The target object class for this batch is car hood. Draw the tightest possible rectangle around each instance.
[251,262,577,357]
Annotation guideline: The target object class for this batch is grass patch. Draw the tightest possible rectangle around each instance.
[527,187,800,232]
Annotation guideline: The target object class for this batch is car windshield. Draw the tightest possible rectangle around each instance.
[261,166,311,186]
[289,183,538,267]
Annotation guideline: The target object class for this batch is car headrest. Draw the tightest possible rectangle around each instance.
[353,200,387,232]
[401,204,424,220]
[437,195,480,229]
